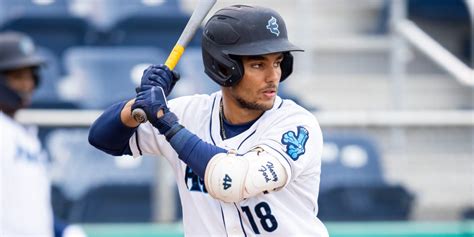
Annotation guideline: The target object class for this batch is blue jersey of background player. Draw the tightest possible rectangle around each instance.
[89,5,328,236]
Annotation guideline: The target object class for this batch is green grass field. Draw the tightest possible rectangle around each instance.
[81,221,474,237]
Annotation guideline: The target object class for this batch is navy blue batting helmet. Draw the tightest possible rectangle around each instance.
[201,5,303,87]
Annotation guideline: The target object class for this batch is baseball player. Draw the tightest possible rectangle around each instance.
[0,31,54,236]
[89,5,328,236]
[0,32,87,237]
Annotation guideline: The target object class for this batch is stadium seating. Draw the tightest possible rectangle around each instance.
[407,0,473,67]
[29,47,65,107]
[102,0,200,50]
[44,127,159,222]
[0,0,70,17]
[377,0,472,64]
[51,185,73,222]
[0,0,198,56]
[109,13,202,51]
[407,0,470,22]
[318,133,414,221]
[0,16,93,61]
[68,184,152,223]
[173,47,219,97]
[60,46,167,109]
[45,128,156,201]
[87,0,181,28]
[320,133,385,192]
[318,185,414,221]
[462,207,474,220]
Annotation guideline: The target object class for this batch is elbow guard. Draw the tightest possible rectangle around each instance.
[204,148,288,203]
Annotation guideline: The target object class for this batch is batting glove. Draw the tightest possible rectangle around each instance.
[132,86,180,137]
[137,64,180,96]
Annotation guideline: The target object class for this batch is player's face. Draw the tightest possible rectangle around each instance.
[229,53,283,111]
[4,67,36,106]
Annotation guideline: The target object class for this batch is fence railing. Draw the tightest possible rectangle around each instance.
[390,0,474,88]
[16,109,474,127]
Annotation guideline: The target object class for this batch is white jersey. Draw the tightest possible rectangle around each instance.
[130,91,328,237]
[0,112,53,237]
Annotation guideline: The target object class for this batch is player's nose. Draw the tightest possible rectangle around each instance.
[265,66,281,83]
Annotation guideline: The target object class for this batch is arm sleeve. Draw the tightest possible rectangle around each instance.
[167,127,227,178]
[88,101,135,156]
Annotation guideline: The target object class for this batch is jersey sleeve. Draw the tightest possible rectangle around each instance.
[128,95,213,166]
[128,97,186,161]
[128,121,167,157]
[257,110,323,185]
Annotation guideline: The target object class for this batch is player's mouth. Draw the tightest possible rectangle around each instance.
[261,87,277,99]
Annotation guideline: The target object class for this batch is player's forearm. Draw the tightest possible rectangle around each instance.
[168,124,289,203]
[88,100,135,156]
[166,124,227,178]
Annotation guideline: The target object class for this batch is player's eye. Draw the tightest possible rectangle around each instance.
[273,60,282,67]
[251,63,263,69]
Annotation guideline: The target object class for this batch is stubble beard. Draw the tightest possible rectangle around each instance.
[235,94,274,111]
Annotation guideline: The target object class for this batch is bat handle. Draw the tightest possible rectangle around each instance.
[132,44,183,124]
[132,108,148,123]
[165,44,185,70]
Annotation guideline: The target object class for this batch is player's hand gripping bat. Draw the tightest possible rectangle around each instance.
[132,0,217,123]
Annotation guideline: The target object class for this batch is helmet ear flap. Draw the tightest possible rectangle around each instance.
[0,74,23,112]
[32,66,41,88]
[202,48,243,87]
[280,52,294,82]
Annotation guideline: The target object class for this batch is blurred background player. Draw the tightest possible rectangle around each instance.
[0,31,86,237]
[0,31,54,237]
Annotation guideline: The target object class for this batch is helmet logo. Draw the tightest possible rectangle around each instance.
[266,16,280,36]
[19,37,34,55]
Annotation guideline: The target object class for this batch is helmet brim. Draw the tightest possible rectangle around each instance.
[222,38,303,56]
[0,55,45,71]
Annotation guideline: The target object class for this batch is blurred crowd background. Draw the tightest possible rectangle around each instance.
[1,0,473,236]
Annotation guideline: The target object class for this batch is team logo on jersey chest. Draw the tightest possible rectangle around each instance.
[281,126,309,160]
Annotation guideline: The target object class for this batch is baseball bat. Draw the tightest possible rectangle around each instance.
[132,0,217,123]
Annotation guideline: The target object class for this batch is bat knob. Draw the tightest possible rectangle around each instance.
[132,108,148,123]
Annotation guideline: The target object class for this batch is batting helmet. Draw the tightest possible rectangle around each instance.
[202,5,303,87]
[0,32,45,111]
[0,31,45,85]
